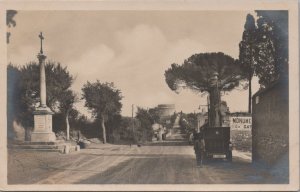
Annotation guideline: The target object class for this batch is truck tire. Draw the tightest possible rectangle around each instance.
[226,151,232,162]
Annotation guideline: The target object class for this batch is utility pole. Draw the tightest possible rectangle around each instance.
[132,104,135,143]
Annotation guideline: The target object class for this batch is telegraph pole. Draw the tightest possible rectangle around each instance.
[132,104,135,143]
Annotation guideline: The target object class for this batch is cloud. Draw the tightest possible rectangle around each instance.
[69,44,115,92]
[8,11,258,117]
[8,45,37,65]
[108,25,211,115]
[70,23,211,116]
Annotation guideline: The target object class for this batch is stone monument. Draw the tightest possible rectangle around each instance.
[31,32,56,142]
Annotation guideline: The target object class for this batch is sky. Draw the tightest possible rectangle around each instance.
[7,10,260,117]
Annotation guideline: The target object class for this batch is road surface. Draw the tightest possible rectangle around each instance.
[8,127,276,184]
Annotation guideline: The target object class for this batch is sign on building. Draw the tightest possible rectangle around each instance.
[230,116,252,130]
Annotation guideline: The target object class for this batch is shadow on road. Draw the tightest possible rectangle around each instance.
[84,139,189,148]
[144,140,189,146]
[74,153,273,184]
[86,153,189,158]
[75,154,207,184]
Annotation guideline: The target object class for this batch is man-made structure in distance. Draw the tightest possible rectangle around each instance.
[156,104,175,120]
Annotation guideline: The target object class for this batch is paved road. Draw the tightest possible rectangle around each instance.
[8,128,275,184]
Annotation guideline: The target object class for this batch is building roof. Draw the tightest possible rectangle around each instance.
[252,78,288,98]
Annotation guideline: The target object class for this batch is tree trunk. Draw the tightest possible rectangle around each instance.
[66,113,70,141]
[208,86,222,127]
[248,75,252,114]
[101,114,107,144]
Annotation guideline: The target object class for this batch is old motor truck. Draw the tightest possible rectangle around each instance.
[202,126,232,161]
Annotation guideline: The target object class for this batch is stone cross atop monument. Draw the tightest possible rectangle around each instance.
[31,32,56,142]
[39,32,44,54]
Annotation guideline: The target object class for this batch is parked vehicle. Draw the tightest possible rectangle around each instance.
[202,126,232,161]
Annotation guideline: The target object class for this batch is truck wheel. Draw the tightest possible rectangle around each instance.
[227,151,232,162]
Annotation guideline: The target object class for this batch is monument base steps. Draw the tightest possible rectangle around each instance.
[31,132,56,142]
[8,140,79,153]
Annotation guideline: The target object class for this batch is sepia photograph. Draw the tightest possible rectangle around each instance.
[1,0,299,191]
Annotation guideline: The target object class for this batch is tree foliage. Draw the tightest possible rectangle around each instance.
[135,107,154,142]
[17,61,73,110]
[165,52,243,127]
[7,64,22,140]
[239,14,257,113]
[7,62,74,140]
[59,90,78,115]
[238,11,288,114]
[179,113,197,133]
[148,107,161,124]
[82,81,122,143]
[170,112,178,127]
[105,114,122,143]
[239,14,257,79]
[117,116,136,141]
[6,10,18,43]
[58,90,78,140]
[165,52,243,93]
[254,11,288,87]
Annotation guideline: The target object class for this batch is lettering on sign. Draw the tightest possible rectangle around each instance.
[35,115,45,131]
[230,116,252,130]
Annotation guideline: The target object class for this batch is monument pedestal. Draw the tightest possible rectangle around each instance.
[31,107,56,142]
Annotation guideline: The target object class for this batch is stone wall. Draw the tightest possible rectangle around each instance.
[252,80,289,165]
[231,130,252,152]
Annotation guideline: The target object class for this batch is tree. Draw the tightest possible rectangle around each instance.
[105,114,122,143]
[165,52,243,127]
[148,107,161,124]
[118,117,134,141]
[17,61,73,111]
[135,107,154,142]
[7,62,74,140]
[58,90,78,140]
[7,10,18,43]
[7,64,21,140]
[82,81,122,144]
[170,112,178,127]
[239,14,257,113]
[254,11,288,87]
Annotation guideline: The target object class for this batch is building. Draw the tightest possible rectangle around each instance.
[252,79,289,166]
[156,104,175,121]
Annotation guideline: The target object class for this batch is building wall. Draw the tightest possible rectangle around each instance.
[252,80,289,165]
